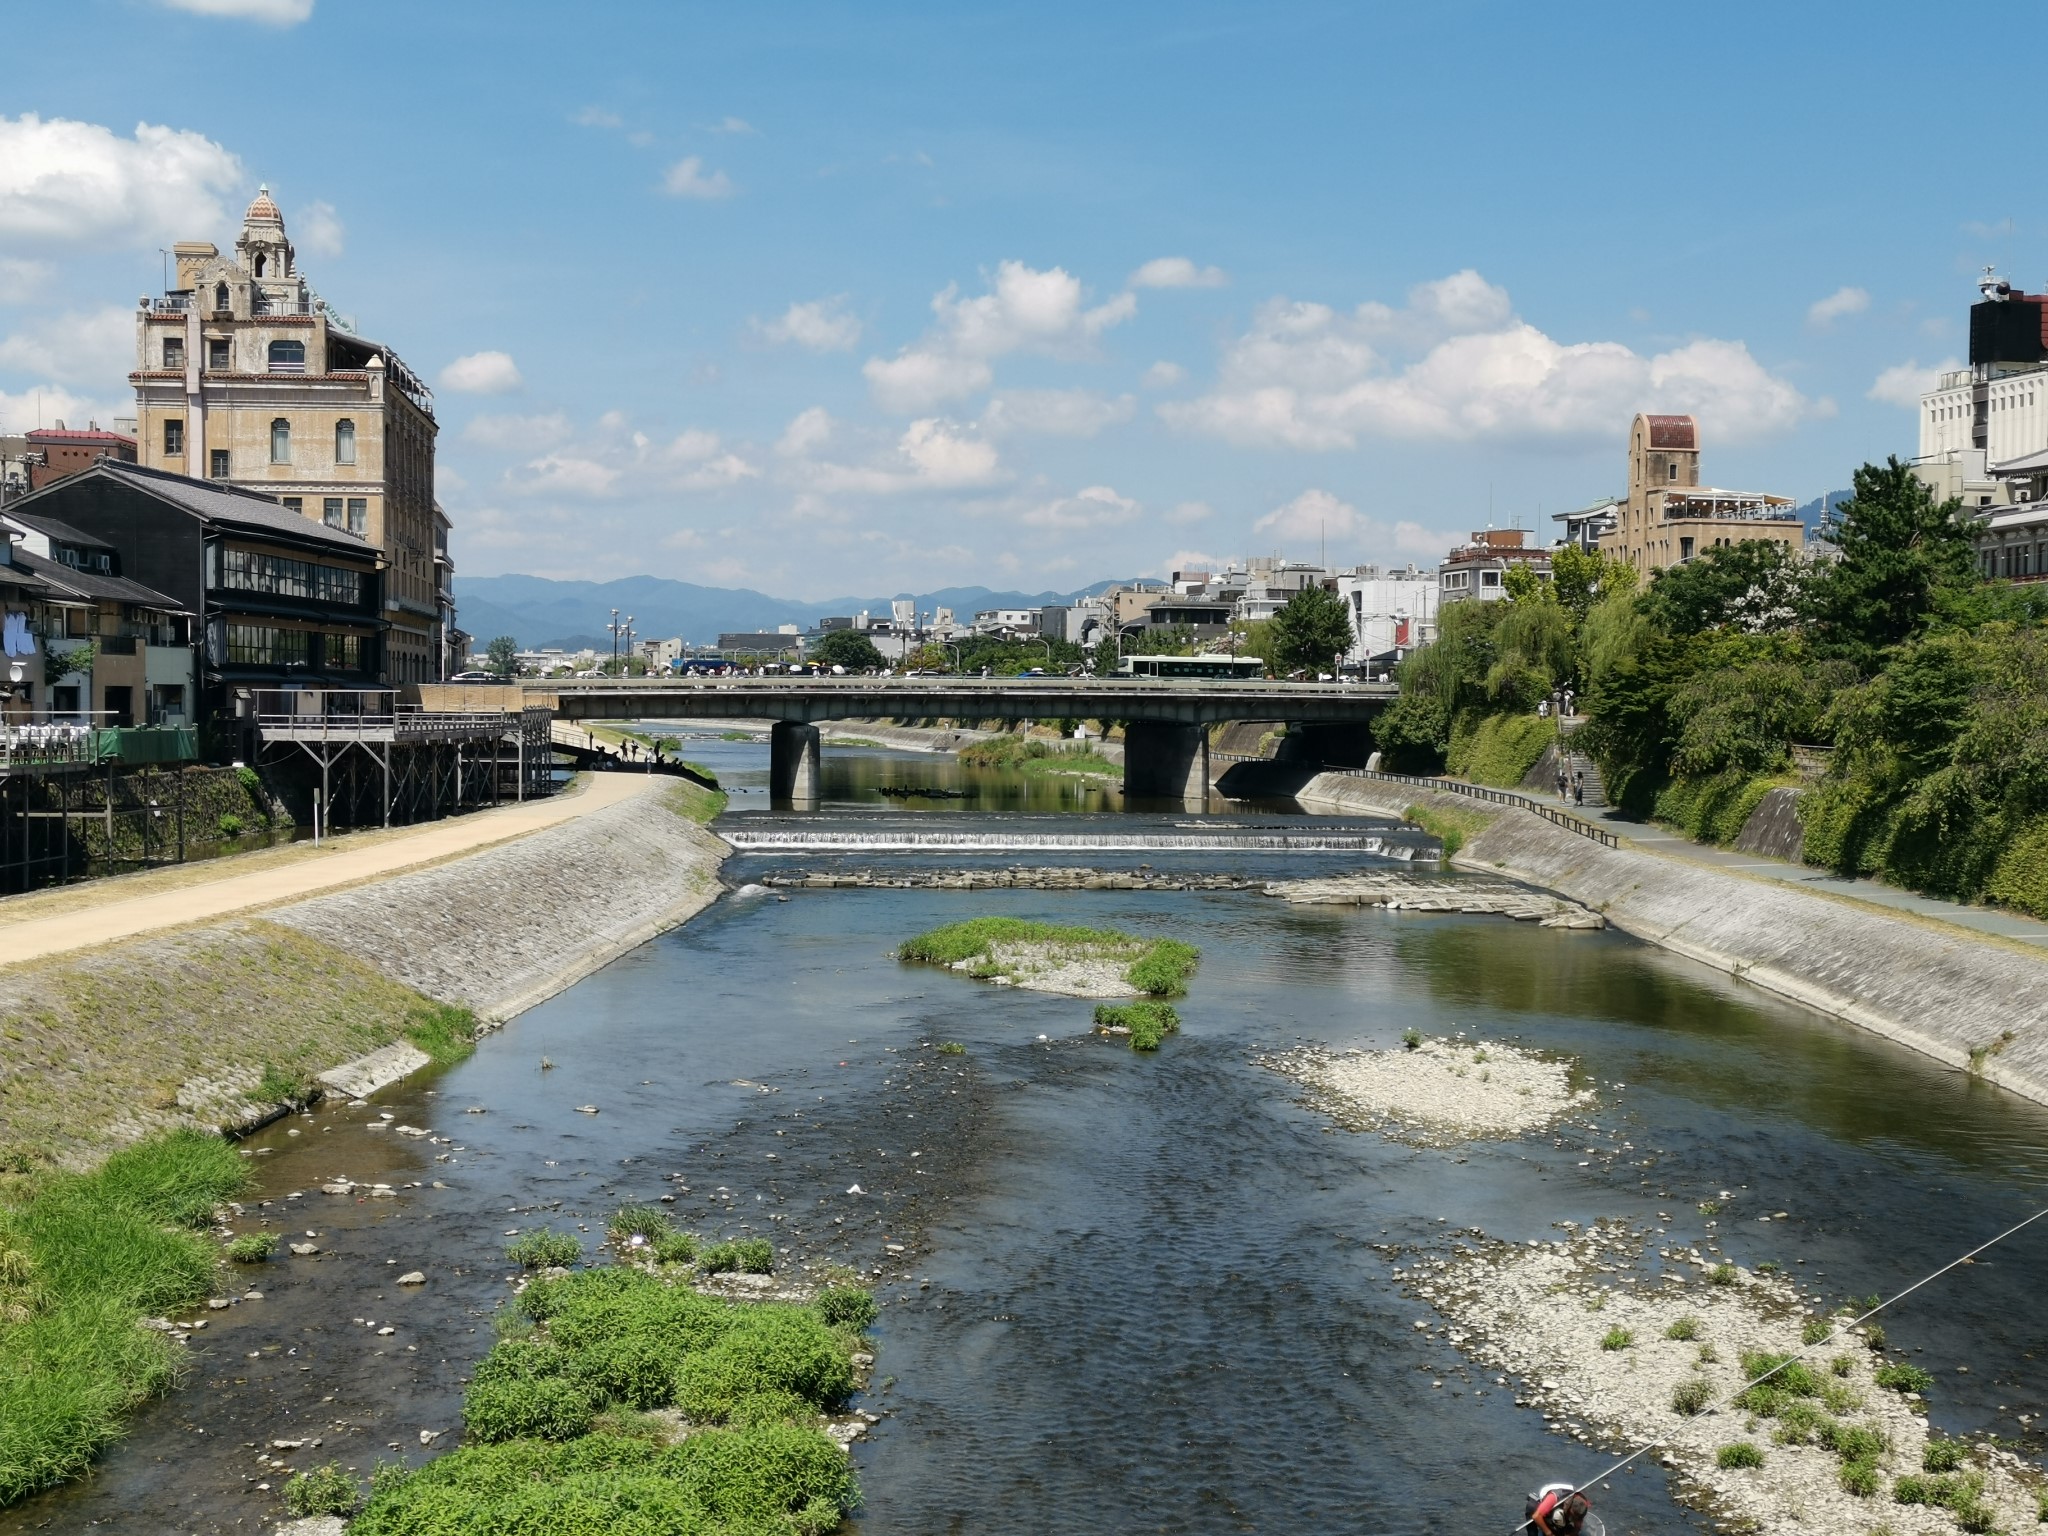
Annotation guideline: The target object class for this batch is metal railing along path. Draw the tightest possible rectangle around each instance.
[1324,767,1619,848]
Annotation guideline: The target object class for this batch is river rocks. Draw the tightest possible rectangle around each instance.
[1400,1220,2047,1534]
[1265,874,1604,928]
[575,1104,600,1115]
[951,939,1144,998]
[1263,1037,1590,1146]
[394,1124,431,1138]
[274,1518,347,1536]
[288,1242,319,1256]
[396,1270,425,1285]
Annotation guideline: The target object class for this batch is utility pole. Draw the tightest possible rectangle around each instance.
[609,608,621,668]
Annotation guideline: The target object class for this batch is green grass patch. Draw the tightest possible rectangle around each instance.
[1708,1263,1738,1286]
[662,780,728,825]
[0,1129,248,1506]
[1447,712,1557,789]
[1716,1441,1764,1469]
[936,1041,966,1056]
[1923,1438,1968,1473]
[253,1062,315,1106]
[1401,801,1494,861]
[699,1239,775,1275]
[507,1230,582,1271]
[283,1461,359,1517]
[360,1263,870,1533]
[1874,1362,1934,1394]
[1600,1326,1634,1351]
[225,1232,274,1264]
[958,735,1122,779]
[403,1004,478,1067]
[606,1205,674,1243]
[1672,1379,1712,1416]
[1664,1316,1700,1341]
[898,917,1199,996]
[1093,1002,1180,1051]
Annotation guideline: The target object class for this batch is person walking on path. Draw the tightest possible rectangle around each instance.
[1572,769,1584,807]
[1555,764,1569,800]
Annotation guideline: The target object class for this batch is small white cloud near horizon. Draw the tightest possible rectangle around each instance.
[1808,286,1871,328]
[663,156,733,199]
[0,382,131,435]
[440,351,524,395]
[776,406,835,458]
[758,297,862,352]
[1143,360,1185,389]
[1131,256,1227,290]
[1020,485,1142,532]
[296,199,343,257]
[0,305,135,387]
[0,114,242,250]
[1254,488,1364,542]
[156,0,312,23]
[1163,549,1225,578]
[1869,357,1961,409]
[863,260,1138,412]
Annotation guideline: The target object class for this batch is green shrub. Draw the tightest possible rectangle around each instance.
[1831,1354,1857,1377]
[235,765,262,796]
[253,1062,314,1106]
[606,1204,674,1243]
[815,1286,877,1330]
[506,1229,582,1270]
[1923,1438,1968,1473]
[1820,1381,1863,1416]
[1125,940,1200,996]
[1600,1327,1634,1351]
[1449,712,1556,788]
[1401,1028,1422,1050]
[215,813,245,838]
[1664,1315,1700,1341]
[649,1231,698,1265]
[1094,1001,1181,1050]
[402,1003,477,1066]
[699,1239,774,1275]
[1717,1441,1765,1469]
[1802,1318,1834,1346]
[1863,1322,1885,1351]
[673,1308,855,1424]
[1672,1378,1712,1416]
[937,1041,966,1056]
[225,1232,274,1264]
[463,1375,595,1442]
[1708,1263,1737,1286]
[1825,1422,1886,1463]
[283,1461,358,1517]
[1874,1362,1933,1394]
[1771,1402,1831,1445]
[1839,1458,1882,1497]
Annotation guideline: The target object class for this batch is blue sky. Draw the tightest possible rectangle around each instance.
[0,0,2022,598]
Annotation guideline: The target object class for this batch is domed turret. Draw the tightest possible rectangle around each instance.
[244,185,283,224]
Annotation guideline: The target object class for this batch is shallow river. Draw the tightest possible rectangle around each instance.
[11,737,2048,1535]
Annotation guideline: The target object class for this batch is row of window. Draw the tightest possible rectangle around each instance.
[161,336,309,373]
[1981,544,2045,579]
[219,547,364,607]
[1932,391,2039,421]
[222,624,371,672]
[168,418,355,467]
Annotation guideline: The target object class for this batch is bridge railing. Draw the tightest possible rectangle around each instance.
[1320,767,1619,848]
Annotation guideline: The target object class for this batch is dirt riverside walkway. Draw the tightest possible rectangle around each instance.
[0,771,658,969]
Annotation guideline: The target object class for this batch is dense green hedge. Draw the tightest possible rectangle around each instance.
[1446,713,1556,788]
[1652,770,1789,847]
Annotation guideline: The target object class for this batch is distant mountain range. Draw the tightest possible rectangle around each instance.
[1792,490,1853,538]
[455,573,1133,650]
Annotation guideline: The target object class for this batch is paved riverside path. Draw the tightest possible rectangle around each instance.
[0,771,661,968]
[1528,788,2048,948]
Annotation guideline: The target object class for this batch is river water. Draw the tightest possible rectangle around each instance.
[11,736,2048,1535]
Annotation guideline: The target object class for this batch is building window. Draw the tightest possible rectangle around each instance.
[225,623,314,667]
[207,337,230,370]
[282,497,302,513]
[1480,570,1501,588]
[325,633,365,672]
[210,449,230,479]
[213,283,229,312]
[164,419,184,455]
[267,340,306,373]
[163,335,185,369]
[270,418,292,464]
[323,498,344,528]
[335,419,356,465]
[347,498,367,536]
[219,547,363,607]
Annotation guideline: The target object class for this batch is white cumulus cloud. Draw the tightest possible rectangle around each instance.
[663,156,733,199]
[757,297,862,352]
[0,305,135,388]
[0,384,127,436]
[1131,256,1227,289]
[1020,485,1143,531]
[775,406,835,458]
[863,260,1137,412]
[779,415,1003,496]
[1164,270,1812,448]
[0,114,242,249]
[1869,357,1961,409]
[296,199,344,257]
[980,388,1135,437]
[156,0,313,22]
[1807,286,1871,328]
[1254,487,1365,541]
[1143,360,1185,389]
[1164,501,1213,525]
[439,350,524,395]
[462,412,570,451]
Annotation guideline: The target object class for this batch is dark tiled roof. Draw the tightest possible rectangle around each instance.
[29,460,377,556]
[4,511,106,548]
[12,546,188,612]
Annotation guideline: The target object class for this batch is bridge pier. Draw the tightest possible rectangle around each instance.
[769,721,821,802]
[1278,722,1375,770]
[1123,720,1209,801]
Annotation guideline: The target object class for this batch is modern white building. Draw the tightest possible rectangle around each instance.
[1335,564,1437,668]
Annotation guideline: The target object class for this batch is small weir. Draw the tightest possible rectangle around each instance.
[721,827,1417,854]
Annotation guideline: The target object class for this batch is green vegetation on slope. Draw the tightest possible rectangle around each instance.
[0,1130,248,1505]
[898,917,1198,995]
[352,1263,868,1534]
[957,735,1121,779]
[663,779,729,825]
[1402,801,1496,861]
[1446,712,1556,788]
[1093,1001,1180,1050]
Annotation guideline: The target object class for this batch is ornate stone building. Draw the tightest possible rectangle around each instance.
[129,188,445,685]
[1600,414,1802,574]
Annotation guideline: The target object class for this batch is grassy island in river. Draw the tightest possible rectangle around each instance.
[899,917,1198,996]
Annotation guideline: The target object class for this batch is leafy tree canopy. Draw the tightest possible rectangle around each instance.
[1807,455,1978,666]
[485,635,519,677]
[810,629,887,671]
[1267,585,1353,674]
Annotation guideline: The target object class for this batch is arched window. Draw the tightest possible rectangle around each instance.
[334,419,356,465]
[254,253,267,278]
[267,339,306,373]
[213,282,229,312]
[270,418,292,464]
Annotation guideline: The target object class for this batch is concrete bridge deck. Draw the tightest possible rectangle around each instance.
[421,677,1394,799]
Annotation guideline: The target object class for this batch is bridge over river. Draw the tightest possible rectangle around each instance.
[420,677,1395,799]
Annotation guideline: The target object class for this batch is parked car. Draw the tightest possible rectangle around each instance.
[449,670,493,681]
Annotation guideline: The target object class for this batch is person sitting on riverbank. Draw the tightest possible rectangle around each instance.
[1525,1484,1592,1534]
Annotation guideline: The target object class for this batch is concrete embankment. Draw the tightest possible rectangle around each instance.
[0,776,728,1165]
[1290,771,2048,1107]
